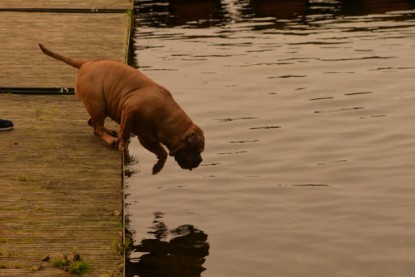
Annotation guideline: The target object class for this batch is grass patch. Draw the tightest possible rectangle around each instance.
[69,259,91,275]
[111,239,122,256]
[51,253,91,275]
[112,236,132,256]
[51,256,68,268]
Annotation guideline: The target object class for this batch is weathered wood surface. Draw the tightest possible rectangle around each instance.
[0,0,132,10]
[0,12,129,88]
[0,1,130,276]
[0,95,122,276]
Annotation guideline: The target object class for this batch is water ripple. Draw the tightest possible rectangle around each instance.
[127,1,415,276]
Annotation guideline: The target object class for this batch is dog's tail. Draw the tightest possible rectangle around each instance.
[38,43,85,69]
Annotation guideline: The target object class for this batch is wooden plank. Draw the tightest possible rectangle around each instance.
[0,94,123,276]
[0,12,129,88]
[0,1,130,275]
[0,0,132,10]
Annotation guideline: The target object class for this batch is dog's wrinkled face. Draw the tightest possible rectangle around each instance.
[171,126,205,171]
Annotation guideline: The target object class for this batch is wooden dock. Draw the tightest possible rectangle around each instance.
[0,1,132,276]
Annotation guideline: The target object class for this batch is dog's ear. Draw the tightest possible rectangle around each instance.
[187,131,200,145]
[169,126,204,156]
[187,130,204,152]
[185,125,204,151]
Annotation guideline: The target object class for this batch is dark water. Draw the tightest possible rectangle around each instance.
[126,1,415,276]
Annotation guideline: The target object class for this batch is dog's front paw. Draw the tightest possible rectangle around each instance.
[152,163,163,175]
[152,158,166,175]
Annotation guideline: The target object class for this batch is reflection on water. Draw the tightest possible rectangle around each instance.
[126,212,209,277]
[127,0,415,276]
[134,0,415,28]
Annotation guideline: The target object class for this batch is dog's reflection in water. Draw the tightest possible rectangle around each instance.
[126,212,209,277]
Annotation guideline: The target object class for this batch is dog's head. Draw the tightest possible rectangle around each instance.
[170,125,205,171]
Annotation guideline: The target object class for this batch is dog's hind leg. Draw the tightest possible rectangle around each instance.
[88,118,118,137]
[84,110,118,147]
[75,73,118,146]
[79,98,118,147]
[90,117,119,148]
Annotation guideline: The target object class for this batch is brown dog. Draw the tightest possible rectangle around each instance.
[39,43,204,174]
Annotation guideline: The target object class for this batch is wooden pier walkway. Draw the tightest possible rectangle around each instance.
[0,1,132,276]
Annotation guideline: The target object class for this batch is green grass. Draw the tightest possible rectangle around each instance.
[112,236,132,256]
[69,260,90,275]
[51,255,69,268]
[51,253,91,275]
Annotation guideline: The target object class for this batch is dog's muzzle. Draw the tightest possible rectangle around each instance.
[174,151,203,171]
